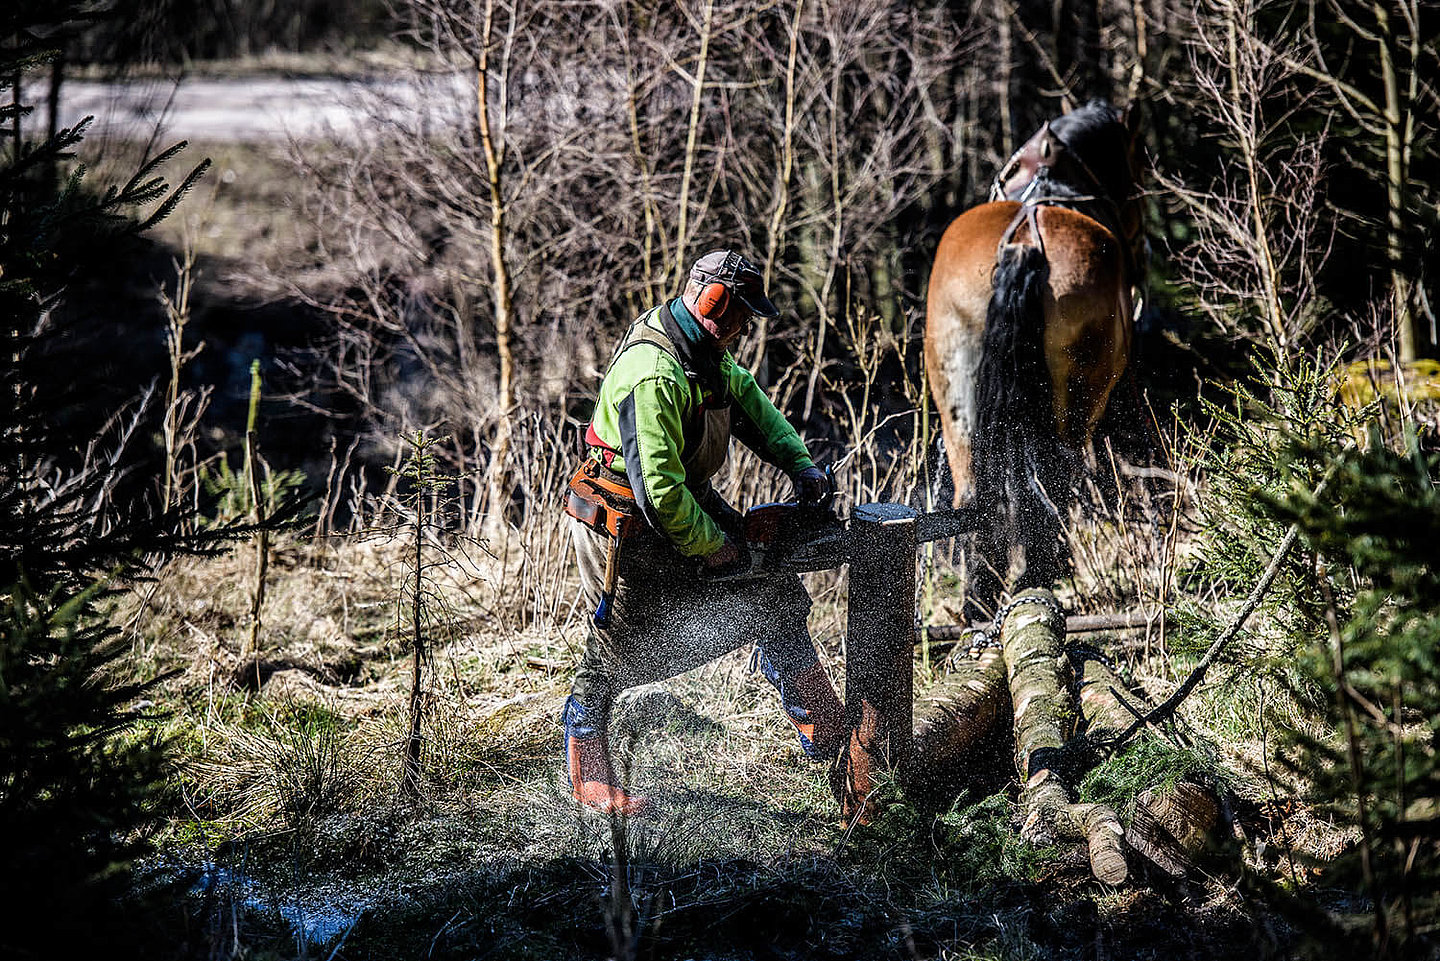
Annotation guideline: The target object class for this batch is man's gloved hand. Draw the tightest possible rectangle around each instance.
[702,536,750,578]
[792,465,832,507]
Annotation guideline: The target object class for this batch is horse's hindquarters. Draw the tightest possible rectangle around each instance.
[925,203,1026,504]
[925,201,1132,609]
[1032,206,1132,450]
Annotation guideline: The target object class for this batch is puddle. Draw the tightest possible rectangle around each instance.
[193,864,370,947]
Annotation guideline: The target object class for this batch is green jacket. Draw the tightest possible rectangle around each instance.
[586,299,814,557]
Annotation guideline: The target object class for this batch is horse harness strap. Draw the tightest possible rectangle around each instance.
[990,121,1112,209]
[997,197,1049,261]
[991,123,1137,277]
[995,181,1135,281]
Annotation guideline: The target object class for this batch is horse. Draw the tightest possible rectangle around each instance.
[924,100,1144,616]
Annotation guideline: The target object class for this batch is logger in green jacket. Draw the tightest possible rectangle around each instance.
[562,249,844,817]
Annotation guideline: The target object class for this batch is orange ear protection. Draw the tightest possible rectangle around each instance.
[695,252,742,321]
[697,282,729,320]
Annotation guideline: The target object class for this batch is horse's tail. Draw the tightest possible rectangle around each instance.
[972,243,1057,519]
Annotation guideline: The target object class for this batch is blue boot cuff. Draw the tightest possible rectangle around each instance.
[561,695,603,740]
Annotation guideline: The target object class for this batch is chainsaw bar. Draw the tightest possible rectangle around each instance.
[709,500,981,583]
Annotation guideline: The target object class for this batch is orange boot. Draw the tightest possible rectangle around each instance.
[759,657,845,760]
[562,696,651,817]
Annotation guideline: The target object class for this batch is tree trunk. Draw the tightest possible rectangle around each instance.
[1373,0,1417,359]
[1000,589,1074,841]
[839,504,917,825]
[476,0,516,536]
[1071,645,1144,742]
[672,0,715,287]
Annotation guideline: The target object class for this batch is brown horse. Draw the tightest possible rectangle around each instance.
[924,101,1144,614]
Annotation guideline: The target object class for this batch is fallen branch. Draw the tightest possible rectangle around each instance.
[1111,524,1300,747]
[920,609,1162,645]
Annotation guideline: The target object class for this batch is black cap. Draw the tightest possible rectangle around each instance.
[689,250,780,319]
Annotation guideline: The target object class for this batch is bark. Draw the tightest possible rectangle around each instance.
[1127,782,1223,879]
[1070,645,1222,879]
[1000,590,1129,884]
[1000,589,1075,842]
[1071,646,1143,742]
[902,646,1012,804]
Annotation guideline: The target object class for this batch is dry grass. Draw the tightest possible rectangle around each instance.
[111,444,1380,960]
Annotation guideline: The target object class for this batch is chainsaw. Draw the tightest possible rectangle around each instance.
[708,476,981,582]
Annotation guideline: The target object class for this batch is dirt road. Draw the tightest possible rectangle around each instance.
[42,73,465,142]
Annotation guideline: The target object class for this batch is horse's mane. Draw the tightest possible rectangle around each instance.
[1046,100,1133,203]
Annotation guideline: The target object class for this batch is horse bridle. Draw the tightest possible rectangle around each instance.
[989,121,1118,207]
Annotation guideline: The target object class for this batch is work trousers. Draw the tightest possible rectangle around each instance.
[567,503,820,738]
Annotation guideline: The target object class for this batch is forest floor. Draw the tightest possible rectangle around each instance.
[115,528,1370,961]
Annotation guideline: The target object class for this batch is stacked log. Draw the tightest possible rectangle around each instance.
[897,590,1222,886]
[999,589,1127,884]
[1070,645,1223,879]
[1072,645,1144,741]
[999,591,1076,839]
[903,643,1011,804]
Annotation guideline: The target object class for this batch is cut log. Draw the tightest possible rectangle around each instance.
[1000,589,1075,842]
[1141,781,1221,853]
[1068,646,1223,880]
[921,609,1164,643]
[1071,646,1144,745]
[1064,803,1128,886]
[1125,805,1189,879]
[901,646,1011,804]
[1000,589,1129,885]
[1125,781,1224,879]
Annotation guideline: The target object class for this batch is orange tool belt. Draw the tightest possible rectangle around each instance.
[564,458,640,539]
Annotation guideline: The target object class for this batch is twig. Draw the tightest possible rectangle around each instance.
[831,409,918,472]
[424,909,461,959]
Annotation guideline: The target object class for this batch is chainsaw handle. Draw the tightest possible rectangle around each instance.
[701,536,752,580]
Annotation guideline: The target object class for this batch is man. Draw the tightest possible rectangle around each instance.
[562,249,844,816]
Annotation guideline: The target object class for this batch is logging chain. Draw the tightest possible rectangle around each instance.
[951,591,1068,664]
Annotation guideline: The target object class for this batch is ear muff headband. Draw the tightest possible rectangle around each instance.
[695,251,743,321]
